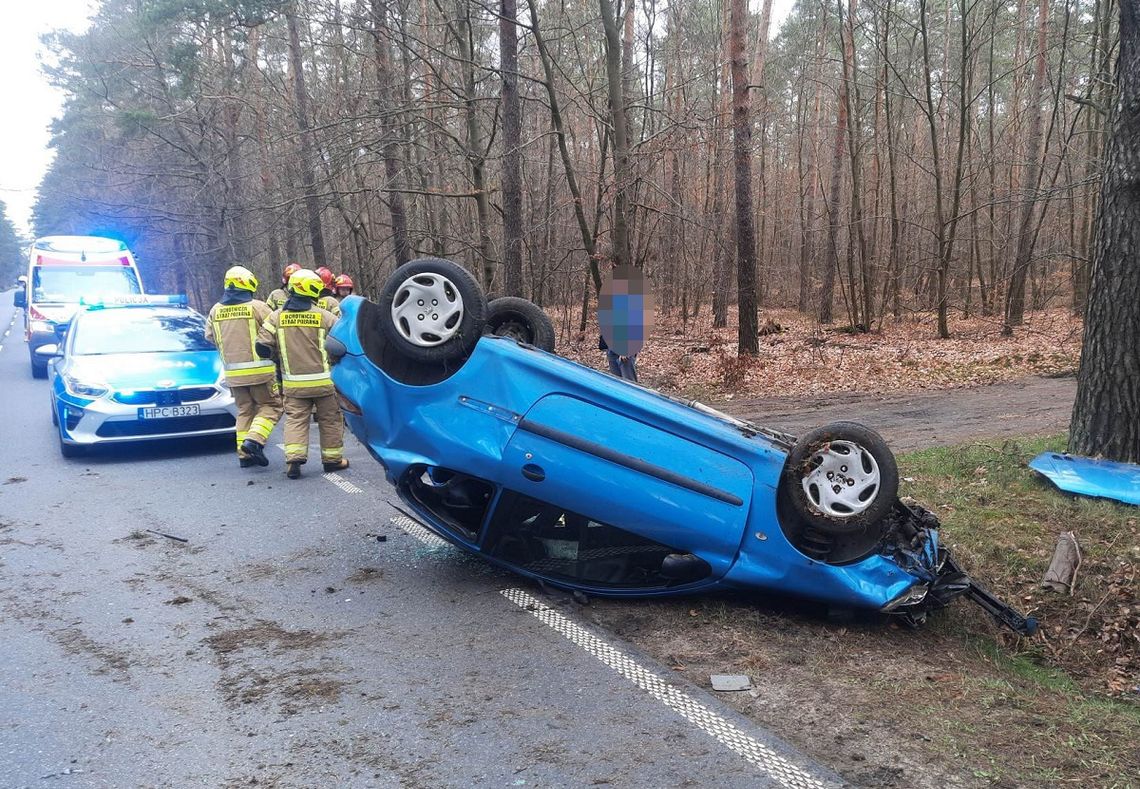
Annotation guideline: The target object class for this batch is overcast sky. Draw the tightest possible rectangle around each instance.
[0,2,97,236]
[0,0,795,239]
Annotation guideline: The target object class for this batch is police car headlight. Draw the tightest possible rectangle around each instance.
[63,375,109,398]
[29,320,54,333]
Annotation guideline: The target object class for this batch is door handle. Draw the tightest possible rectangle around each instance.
[521,463,545,482]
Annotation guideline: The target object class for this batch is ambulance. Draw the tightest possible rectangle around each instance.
[13,236,143,378]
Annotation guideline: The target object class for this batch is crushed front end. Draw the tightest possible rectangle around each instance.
[880,502,1038,636]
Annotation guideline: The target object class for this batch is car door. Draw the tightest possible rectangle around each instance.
[494,393,753,588]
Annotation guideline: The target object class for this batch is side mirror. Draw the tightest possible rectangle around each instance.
[13,290,26,308]
[34,344,62,360]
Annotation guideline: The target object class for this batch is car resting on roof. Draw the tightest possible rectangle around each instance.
[326,257,1036,636]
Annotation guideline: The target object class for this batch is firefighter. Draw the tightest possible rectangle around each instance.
[266,263,302,311]
[256,269,347,479]
[205,266,282,468]
[314,267,343,318]
[333,274,355,300]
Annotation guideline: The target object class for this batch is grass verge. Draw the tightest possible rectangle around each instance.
[586,433,1138,788]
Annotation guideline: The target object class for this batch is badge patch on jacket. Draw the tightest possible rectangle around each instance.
[215,304,254,320]
[279,311,322,328]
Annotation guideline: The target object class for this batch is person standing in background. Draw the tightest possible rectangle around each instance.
[598,265,653,383]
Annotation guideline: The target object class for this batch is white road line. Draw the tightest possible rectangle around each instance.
[502,588,831,789]
[386,512,829,785]
[389,515,449,548]
[323,471,362,494]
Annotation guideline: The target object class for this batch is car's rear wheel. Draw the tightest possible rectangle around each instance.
[378,258,487,364]
[30,349,47,379]
[780,422,898,535]
[483,297,556,352]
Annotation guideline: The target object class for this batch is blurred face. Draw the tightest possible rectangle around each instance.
[598,265,654,357]
[336,286,353,297]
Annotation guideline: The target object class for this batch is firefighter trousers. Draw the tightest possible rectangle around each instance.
[283,393,344,464]
[234,382,283,456]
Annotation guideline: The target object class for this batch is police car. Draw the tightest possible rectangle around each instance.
[41,296,237,457]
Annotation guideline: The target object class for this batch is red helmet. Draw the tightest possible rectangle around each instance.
[334,274,354,290]
[315,267,335,289]
[282,263,302,283]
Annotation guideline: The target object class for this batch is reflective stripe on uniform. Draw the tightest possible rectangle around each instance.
[320,446,344,460]
[248,416,276,440]
[283,378,332,389]
[284,443,307,459]
[277,324,291,378]
[283,371,330,382]
[227,359,276,372]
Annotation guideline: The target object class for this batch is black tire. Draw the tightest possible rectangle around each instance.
[58,432,85,459]
[484,296,556,352]
[780,421,899,535]
[378,258,487,364]
[50,397,58,426]
[30,349,47,379]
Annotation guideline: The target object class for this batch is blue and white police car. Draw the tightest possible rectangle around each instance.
[42,296,237,457]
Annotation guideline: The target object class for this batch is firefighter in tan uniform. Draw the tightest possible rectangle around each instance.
[266,262,302,311]
[315,267,343,318]
[205,266,282,468]
[256,269,348,479]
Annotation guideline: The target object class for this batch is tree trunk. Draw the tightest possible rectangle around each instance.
[1069,0,1140,463]
[285,8,327,266]
[599,0,633,268]
[731,0,761,354]
[819,0,851,324]
[369,0,411,267]
[500,0,523,295]
[711,0,733,328]
[527,0,601,293]
[1003,0,1050,333]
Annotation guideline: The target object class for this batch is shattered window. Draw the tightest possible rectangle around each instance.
[484,492,701,588]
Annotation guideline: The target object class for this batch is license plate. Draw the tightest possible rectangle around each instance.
[138,404,200,419]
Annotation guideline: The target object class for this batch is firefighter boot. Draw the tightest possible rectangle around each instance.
[286,461,303,479]
[240,439,270,467]
[323,458,350,473]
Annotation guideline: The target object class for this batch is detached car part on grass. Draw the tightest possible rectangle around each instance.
[328,258,1037,636]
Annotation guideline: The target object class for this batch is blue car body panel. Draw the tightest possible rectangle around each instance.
[329,295,944,612]
[1029,451,1140,506]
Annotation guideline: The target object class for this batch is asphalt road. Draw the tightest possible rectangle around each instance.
[0,292,840,789]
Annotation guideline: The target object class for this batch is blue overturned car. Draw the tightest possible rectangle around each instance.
[327,258,1036,635]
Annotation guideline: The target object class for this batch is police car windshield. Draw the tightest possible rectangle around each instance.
[32,266,141,303]
[72,309,214,356]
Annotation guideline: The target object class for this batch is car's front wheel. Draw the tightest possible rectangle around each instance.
[780,421,898,534]
[58,431,85,459]
[483,297,556,352]
[378,258,487,364]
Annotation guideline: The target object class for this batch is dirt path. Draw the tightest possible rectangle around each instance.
[721,374,1076,451]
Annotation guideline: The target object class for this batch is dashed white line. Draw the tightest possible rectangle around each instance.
[502,588,832,789]
[388,514,450,548]
[323,471,362,494]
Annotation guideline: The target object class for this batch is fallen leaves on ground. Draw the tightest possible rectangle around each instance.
[556,307,1082,398]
